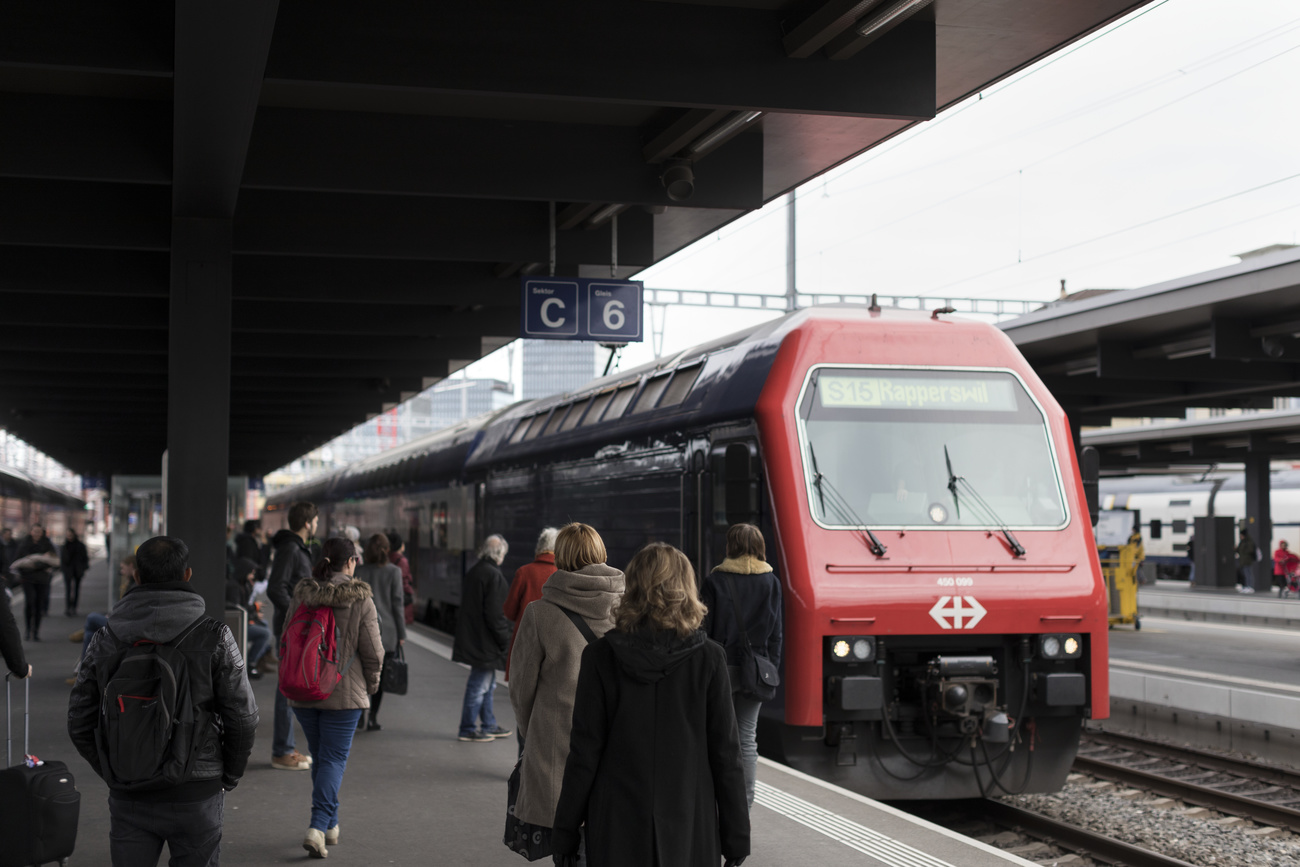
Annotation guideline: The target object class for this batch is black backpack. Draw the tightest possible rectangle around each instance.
[95,618,219,792]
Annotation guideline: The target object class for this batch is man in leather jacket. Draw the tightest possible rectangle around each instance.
[68,536,258,866]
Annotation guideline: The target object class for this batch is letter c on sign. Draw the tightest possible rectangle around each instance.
[540,297,566,328]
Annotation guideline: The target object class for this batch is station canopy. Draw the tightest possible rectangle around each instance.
[1002,246,1300,431]
[1,0,1151,476]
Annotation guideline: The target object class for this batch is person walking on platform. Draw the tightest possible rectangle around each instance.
[510,524,624,854]
[286,536,383,858]
[387,532,415,626]
[552,543,750,867]
[1236,527,1259,592]
[504,526,559,679]
[13,523,57,641]
[452,534,513,743]
[355,533,405,732]
[68,535,259,867]
[61,526,90,617]
[701,523,783,809]
[268,501,319,771]
[1273,539,1300,591]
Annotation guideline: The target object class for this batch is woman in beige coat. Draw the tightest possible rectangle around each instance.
[509,523,624,846]
[287,537,384,858]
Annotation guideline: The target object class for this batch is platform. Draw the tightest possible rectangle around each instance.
[9,558,1034,866]
[1137,581,1300,629]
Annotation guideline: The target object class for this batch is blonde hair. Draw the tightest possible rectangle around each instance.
[614,543,706,637]
[555,523,607,572]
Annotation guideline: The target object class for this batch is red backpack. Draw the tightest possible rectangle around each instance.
[278,603,357,701]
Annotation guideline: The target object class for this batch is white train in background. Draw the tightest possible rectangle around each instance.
[1099,470,1300,580]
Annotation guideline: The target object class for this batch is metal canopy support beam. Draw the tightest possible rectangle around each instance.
[784,0,885,58]
[1244,454,1271,593]
[167,219,232,618]
[1096,341,1297,383]
[266,1,936,119]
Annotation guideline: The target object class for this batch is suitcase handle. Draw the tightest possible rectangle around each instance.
[5,671,29,768]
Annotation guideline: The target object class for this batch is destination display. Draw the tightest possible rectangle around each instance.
[818,374,1017,411]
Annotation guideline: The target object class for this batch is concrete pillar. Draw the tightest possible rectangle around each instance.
[1243,455,1271,593]
[167,218,232,618]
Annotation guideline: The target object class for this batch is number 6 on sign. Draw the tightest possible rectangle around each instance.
[603,300,625,331]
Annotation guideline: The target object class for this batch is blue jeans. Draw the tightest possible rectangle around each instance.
[733,695,762,808]
[459,666,497,737]
[273,686,297,757]
[246,622,271,668]
[109,790,223,867]
[293,708,363,832]
[81,611,109,662]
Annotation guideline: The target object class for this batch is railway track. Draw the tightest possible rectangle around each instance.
[1076,730,1300,833]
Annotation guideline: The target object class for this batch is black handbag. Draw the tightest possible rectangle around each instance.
[723,573,779,701]
[380,645,408,695]
[504,604,596,861]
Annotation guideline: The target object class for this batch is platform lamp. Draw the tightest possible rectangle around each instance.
[855,0,935,44]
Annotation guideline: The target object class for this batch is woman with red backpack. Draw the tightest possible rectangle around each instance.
[283,536,383,858]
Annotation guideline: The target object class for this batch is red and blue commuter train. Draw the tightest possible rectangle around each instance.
[266,305,1107,799]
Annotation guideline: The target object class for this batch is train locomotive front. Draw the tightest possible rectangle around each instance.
[755,308,1107,799]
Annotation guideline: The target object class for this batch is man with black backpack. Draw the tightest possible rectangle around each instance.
[68,536,259,867]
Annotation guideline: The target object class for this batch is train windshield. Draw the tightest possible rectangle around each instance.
[799,367,1067,529]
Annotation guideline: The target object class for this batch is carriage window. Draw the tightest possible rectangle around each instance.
[659,363,703,407]
[1169,499,1191,507]
[509,415,537,444]
[604,384,639,420]
[1149,519,1162,540]
[523,412,551,440]
[632,373,672,414]
[799,368,1066,529]
[1171,520,1187,534]
[543,405,570,435]
[581,390,616,426]
[561,397,591,432]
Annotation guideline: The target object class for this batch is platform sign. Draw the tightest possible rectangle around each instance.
[521,277,643,342]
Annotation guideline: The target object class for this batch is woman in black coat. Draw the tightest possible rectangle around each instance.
[61,528,91,617]
[552,543,749,867]
[701,523,783,808]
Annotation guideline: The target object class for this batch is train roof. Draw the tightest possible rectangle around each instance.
[1099,469,1300,497]
[267,304,1007,503]
[0,464,85,509]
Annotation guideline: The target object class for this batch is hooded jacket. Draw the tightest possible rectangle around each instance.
[552,627,750,867]
[268,528,314,636]
[285,572,383,710]
[701,555,784,677]
[509,562,624,826]
[67,581,259,801]
[452,557,512,669]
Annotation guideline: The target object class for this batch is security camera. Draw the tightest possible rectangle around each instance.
[661,162,694,202]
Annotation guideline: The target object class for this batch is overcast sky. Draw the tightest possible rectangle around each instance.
[462,0,1300,384]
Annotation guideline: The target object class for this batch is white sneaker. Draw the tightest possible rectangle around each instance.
[325,825,340,845]
[303,828,328,859]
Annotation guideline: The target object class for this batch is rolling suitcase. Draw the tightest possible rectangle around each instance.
[0,674,80,867]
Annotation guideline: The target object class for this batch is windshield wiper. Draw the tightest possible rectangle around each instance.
[943,445,1026,557]
[809,443,887,557]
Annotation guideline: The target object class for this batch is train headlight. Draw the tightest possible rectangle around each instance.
[1038,633,1083,660]
[829,635,875,662]
[928,503,949,524]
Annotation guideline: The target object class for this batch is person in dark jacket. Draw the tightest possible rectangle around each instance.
[233,519,270,582]
[61,527,91,617]
[13,524,57,640]
[267,501,318,771]
[386,532,415,626]
[701,523,783,808]
[552,542,749,867]
[68,535,259,867]
[355,533,406,732]
[452,534,513,743]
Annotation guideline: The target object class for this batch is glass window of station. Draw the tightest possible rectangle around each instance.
[798,367,1067,529]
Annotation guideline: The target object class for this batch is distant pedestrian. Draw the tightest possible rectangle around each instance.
[267,501,319,771]
[509,524,623,856]
[287,536,383,858]
[68,535,258,867]
[355,533,406,732]
[387,532,415,625]
[452,534,513,743]
[552,542,749,867]
[66,554,138,686]
[1273,539,1299,589]
[701,523,783,808]
[504,527,559,679]
[61,527,90,617]
[1237,528,1259,592]
[228,557,273,679]
[13,524,57,640]
[234,519,270,582]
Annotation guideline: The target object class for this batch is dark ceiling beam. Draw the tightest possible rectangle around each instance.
[0,294,167,328]
[0,178,170,249]
[234,192,654,265]
[0,93,170,185]
[233,303,517,337]
[782,0,885,59]
[823,1,934,60]
[0,351,166,375]
[232,332,489,361]
[244,108,763,210]
[231,357,450,380]
[1211,317,1296,363]
[0,328,165,354]
[0,247,168,296]
[1096,342,1298,383]
[172,0,279,217]
[0,4,173,73]
[232,376,424,394]
[232,257,518,306]
[266,0,935,119]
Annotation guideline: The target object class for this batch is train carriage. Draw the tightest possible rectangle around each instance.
[266,305,1108,799]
